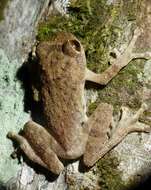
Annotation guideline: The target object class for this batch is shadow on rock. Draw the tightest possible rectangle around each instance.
[127,174,151,190]
[0,182,6,190]
[16,52,45,125]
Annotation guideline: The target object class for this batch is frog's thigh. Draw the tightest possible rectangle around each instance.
[8,121,64,175]
[83,103,113,166]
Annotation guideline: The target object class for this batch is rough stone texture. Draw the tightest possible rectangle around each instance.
[0,0,50,187]
[0,0,151,190]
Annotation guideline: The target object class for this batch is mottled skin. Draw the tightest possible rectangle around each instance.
[8,29,151,174]
[35,33,86,153]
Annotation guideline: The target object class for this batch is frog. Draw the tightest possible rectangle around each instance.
[7,28,151,175]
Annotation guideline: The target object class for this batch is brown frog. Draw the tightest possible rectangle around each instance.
[8,28,151,175]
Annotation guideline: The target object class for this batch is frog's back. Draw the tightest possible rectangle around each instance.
[36,32,87,150]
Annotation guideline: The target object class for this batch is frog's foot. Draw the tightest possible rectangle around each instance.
[86,27,151,85]
[7,131,48,168]
[83,103,151,167]
[7,121,64,175]
[112,103,151,135]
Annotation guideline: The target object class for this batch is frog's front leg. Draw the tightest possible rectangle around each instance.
[86,28,151,85]
[7,121,65,175]
[83,103,151,167]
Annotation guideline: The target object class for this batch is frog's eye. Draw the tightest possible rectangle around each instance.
[62,39,81,57]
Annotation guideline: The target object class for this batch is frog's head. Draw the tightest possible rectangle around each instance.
[36,32,86,81]
[36,32,85,61]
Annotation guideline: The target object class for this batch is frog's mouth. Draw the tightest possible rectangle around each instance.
[62,39,81,57]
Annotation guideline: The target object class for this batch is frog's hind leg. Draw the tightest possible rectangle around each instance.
[7,131,48,168]
[83,103,151,167]
[83,103,113,166]
[7,121,64,175]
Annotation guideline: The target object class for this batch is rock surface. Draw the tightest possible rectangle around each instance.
[0,0,49,187]
[0,0,151,190]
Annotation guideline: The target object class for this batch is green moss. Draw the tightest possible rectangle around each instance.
[37,0,122,73]
[87,101,98,116]
[96,153,126,190]
[0,0,9,21]
[99,60,144,112]
[98,59,145,114]
[37,0,143,76]
[87,59,145,115]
